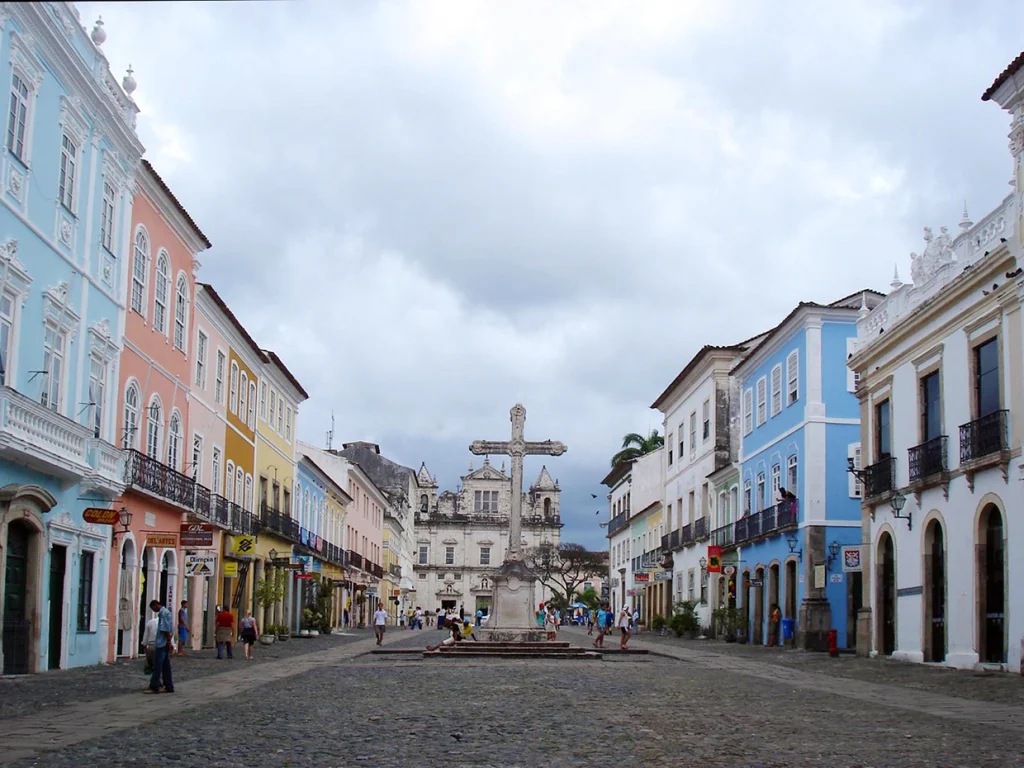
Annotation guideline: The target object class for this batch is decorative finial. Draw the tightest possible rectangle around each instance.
[122,65,137,96]
[959,201,973,232]
[483,456,490,466]
[890,264,902,291]
[468,459,473,472]
[858,291,870,320]
[90,16,106,46]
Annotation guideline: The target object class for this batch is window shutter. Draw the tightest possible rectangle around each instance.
[743,389,753,435]
[848,443,862,498]
[787,351,799,405]
[771,365,782,416]
[756,378,767,425]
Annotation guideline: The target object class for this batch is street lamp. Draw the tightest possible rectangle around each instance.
[786,533,802,561]
[117,506,132,534]
[699,556,709,604]
[269,548,277,561]
[825,541,841,572]
[890,490,911,530]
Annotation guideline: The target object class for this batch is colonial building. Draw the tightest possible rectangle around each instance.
[732,290,883,650]
[652,340,762,629]
[603,459,633,616]
[849,50,1024,672]
[627,449,664,624]
[0,5,141,674]
[413,458,562,616]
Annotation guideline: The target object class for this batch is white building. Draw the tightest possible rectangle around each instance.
[651,341,763,627]
[628,448,665,623]
[849,50,1024,671]
[603,459,633,616]
[412,458,562,616]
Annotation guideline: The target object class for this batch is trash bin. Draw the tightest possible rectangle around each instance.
[781,617,795,641]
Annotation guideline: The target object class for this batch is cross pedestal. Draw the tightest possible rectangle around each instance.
[469,403,566,642]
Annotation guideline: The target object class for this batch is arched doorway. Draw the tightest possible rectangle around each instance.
[138,547,150,653]
[876,532,895,656]
[923,519,946,662]
[116,537,137,657]
[3,520,33,674]
[752,566,765,645]
[784,559,797,620]
[978,504,1005,664]
[741,569,750,640]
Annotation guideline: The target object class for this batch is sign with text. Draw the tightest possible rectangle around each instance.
[814,564,826,589]
[184,553,216,577]
[181,522,214,548]
[83,507,119,525]
[633,572,650,584]
[230,535,255,556]
[147,533,177,548]
[842,545,863,573]
[223,561,239,577]
[706,546,722,573]
[830,573,843,584]
[653,571,672,581]
[296,573,313,580]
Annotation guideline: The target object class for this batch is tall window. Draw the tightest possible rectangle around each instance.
[0,291,15,385]
[153,253,169,333]
[77,551,94,632]
[88,356,106,438]
[167,412,181,470]
[689,412,696,453]
[480,546,491,565]
[920,371,941,442]
[173,275,188,351]
[195,331,208,387]
[58,134,77,210]
[100,181,115,252]
[755,472,765,512]
[875,399,891,459]
[244,474,253,512]
[770,364,782,416]
[146,399,162,458]
[787,455,798,494]
[743,389,753,435]
[192,434,203,482]
[259,381,267,420]
[285,407,292,441]
[235,468,244,506]
[215,351,225,404]
[239,371,248,421]
[225,460,235,502]
[123,383,140,449]
[248,381,257,429]
[131,230,149,315]
[756,377,767,426]
[771,464,781,501]
[445,546,455,565]
[211,448,221,494]
[474,490,498,513]
[7,72,29,161]
[41,324,65,411]
[304,489,311,527]
[229,361,239,413]
[787,350,799,405]
[702,399,711,441]
[974,338,1000,418]
[269,389,277,430]
[743,480,752,515]
[277,397,283,432]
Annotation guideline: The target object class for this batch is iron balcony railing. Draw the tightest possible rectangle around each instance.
[908,435,948,482]
[711,523,734,549]
[348,550,364,570]
[693,516,708,541]
[370,562,384,579]
[681,523,694,546]
[661,529,681,551]
[734,499,799,545]
[194,484,211,520]
[211,493,231,528]
[607,511,629,536]
[863,456,896,498]
[959,410,1009,464]
[388,563,402,577]
[124,448,195,508]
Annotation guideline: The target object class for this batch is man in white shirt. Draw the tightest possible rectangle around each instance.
[142,615,159,674]
[373,602,388,646]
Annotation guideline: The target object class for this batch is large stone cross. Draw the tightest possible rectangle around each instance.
[470,403,567,563]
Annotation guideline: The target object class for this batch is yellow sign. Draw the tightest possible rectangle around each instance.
[223,561,238,577]
[230,536,255,556]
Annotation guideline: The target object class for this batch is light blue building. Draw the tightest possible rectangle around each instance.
[0,4,142,673]
[730,290,883,651]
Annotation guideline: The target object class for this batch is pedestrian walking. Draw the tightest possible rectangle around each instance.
[619,605,633,650]
[768,604,782,647]
[544,605,558,641]
[239,610,259,660]
[587,609,595,635]
[631,608,639,633]
[475,608,483,627]
[144,599,174,694]
[142,614,159,673]
[415,606,424,630]
[176,600,189,656]
[215,604,235,660]
[592,603,610,648]
[373,602,388,645]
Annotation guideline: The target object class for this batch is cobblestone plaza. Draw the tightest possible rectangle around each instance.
[2,628,1023,768]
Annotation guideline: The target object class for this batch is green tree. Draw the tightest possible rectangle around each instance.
[609,430,664,468]
[576,586,600,611]
[525,543,607,604]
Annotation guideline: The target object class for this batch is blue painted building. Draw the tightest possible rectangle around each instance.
[730,290,883,651]
[0,4,143,673]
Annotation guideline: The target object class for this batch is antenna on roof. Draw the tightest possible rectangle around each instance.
[326,411,335,450]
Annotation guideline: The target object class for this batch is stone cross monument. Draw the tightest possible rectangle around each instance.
[470,403,566,640]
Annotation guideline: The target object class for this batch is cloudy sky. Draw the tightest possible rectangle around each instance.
[79,0,1022,549]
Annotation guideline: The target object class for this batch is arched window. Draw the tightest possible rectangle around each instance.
[248,381,256,429]
[131,229,149,315]
[543,498,552,517]
[167,411,182,470]
[312,494,319,532]
[153,252,169,333]
[146,397,162,458]
[229,361,239,414]
[244,474,253,512]
[235,467,244,506]
[174,274,188,351]
[225,461,235,502]
[304,489,310,528]
[239,372,248,420]
[123,382,140,449]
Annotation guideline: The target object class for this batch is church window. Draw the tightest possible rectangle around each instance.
[480,547,490,566]
[474,490,498,514]
[418,572,426,580]
[445,546,454,565]
[454,572,462,580]
[543,498,551,517]
[418,546,428,564]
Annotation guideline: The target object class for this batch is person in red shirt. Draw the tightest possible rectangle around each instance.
[215,604,235,660]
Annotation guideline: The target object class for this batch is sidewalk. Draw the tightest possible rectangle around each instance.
[562,625,1024,706]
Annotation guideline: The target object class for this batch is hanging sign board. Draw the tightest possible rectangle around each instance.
[147,533,177,548]
[181,523,214,548]
[223,561,239,577]
[184,553,216,577]
[230,535,256,556]
[83,507,119,525]
[842,546,863,573]
[706,546,722,573]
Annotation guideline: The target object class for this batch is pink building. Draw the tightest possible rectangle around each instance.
[107,161,210,661]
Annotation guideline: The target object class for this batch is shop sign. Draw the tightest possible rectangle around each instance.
[723,565,736,576]
[707,546,722,573]
[842,546,862,573]
[633,572,650,583]
[184,553,216,577]
[296,573,313,580]
[224,562,239,577]
[181,523,214,547]
[653,571,672,581]
[83,507,118,525]
[230,535,256,556]
[147,532,177,547]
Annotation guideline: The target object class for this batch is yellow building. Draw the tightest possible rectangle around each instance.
[382,508,404,622]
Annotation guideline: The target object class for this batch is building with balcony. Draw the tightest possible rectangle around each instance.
[108,159,210,662]
[602,458,633,617]
[733,289,883,651]
[848,52,1024,672]
[412,458,563,617]
[651,339,763,629]
[625,449,664,624]
[0,5,142,674]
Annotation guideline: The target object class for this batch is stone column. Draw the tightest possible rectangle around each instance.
[798,525,831,651]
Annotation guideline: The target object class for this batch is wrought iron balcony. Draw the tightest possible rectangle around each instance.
[348,550,364,570]
[661,529,681,551]
[211,494,231,528]
[194,484,212,520]
[388,563,402,578]
[693,516,708,541]
[711,523,734,549]
[681,523,694,546]
[959,410,1009,465]
[908,436,948,482]
[371,562,384,579]
[607,511,628,536]
[863,456,896,498]
[775,498,798,529]
[124,448,196,508]
[732,499,799,546]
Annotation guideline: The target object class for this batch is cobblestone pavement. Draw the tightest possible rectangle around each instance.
[566,626,1024,706]
[4,626,1024,767]
[0,629,371,721]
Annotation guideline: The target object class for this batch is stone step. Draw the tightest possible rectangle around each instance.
[440,646,591,654]
[424,650,603,660]
[447,641,572,648]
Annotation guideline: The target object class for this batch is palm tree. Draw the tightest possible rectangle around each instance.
[609,430,664,467]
